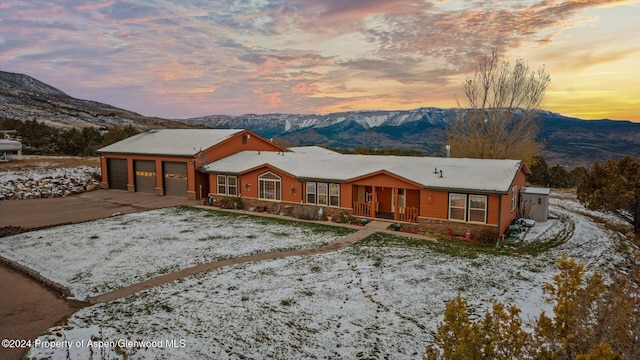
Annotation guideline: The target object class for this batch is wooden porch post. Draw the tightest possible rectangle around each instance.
[394,187,399,221]
[370,186,377,218]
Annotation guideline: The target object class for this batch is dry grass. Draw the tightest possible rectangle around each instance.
[0,156,100,170]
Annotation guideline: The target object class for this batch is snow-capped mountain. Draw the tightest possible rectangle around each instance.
[175,108,640,166]
[177,108,456,138]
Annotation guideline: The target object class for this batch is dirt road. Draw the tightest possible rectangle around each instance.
[0,264,86,360]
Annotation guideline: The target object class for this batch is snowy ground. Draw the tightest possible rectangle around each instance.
[3,191,634,359]
[0,208,352,300]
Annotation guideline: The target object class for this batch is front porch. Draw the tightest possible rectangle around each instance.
[352,185,419,223]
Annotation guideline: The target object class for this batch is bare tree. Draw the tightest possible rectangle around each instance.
[446,50,550,165]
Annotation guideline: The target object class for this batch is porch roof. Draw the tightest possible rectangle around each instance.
[201,151,525,194]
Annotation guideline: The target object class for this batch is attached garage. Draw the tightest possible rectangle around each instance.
[107,158,128,191]
[134,160,156,194]
[97,129,286,199]
[163,161,188,197]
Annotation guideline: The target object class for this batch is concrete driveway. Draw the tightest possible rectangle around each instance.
[0,189,198,231]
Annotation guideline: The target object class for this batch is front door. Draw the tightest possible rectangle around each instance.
[391,188,406,213]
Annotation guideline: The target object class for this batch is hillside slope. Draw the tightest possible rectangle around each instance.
[0,70,189,130]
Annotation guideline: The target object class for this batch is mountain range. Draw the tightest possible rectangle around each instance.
[176,109,640,167]
[2,70,639,167]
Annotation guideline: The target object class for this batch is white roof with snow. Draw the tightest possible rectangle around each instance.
[201,151,525,193]
[97,129,243,156]
[520,187,550,195]
[287,146,340,155]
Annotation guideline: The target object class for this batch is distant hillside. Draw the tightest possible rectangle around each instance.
[0,70,189,130]
[540,113,640,166]
[177,109,640,167]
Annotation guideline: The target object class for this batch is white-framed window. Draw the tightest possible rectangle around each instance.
[317,183,328,205]
[468,195,487,223]
[329,184,340,207]
[258,172,281,201]
[306,182,341,207]
[217,175,238,195]
[511,185,517,212]
[448,193,467,221]
[306,182,316,204]
[227,176,237,196]
[217,175,226,194]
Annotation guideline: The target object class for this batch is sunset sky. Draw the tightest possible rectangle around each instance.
[1,0,639,121]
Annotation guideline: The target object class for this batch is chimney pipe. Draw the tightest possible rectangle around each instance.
[446,145,451,158]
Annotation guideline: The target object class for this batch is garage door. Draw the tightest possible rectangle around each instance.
[134,160,156,194]
[107,158,128,191]
[163,161,188,197]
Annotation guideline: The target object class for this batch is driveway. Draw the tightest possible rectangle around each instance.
[0,189,198,230]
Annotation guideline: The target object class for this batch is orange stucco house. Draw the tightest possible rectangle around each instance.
[201,148,530,237]
[98,129,530,239]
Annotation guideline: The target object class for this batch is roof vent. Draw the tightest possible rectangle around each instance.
[434,167,438,174]
[439,170,443,178]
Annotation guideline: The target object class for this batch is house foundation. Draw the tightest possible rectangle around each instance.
[418,217,498,239]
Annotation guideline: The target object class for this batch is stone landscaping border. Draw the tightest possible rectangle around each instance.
[0,255,72,298]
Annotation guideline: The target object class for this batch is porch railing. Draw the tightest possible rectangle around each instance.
[353,202,418,222]
[353,201,371,217]
[398,206,419,223]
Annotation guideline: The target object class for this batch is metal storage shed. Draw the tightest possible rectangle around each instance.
[520,187,550,222]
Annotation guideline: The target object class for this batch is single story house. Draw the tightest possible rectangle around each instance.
[96,129,284,199]
[200,150,531,237]
[98,129,531,238]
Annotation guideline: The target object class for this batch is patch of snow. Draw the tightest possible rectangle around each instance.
[0,208,346,300]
